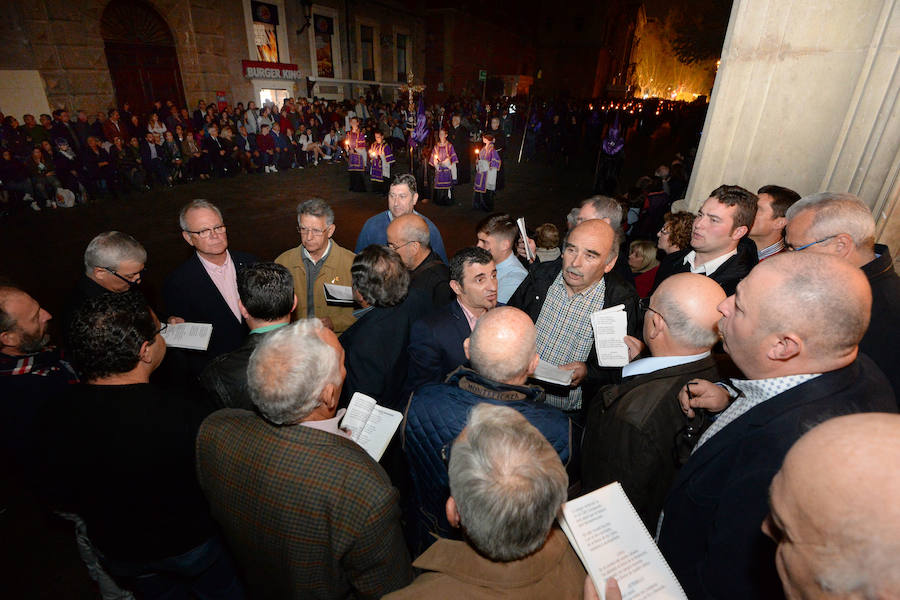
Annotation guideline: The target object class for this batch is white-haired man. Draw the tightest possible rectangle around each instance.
[785,191,900,398]
[196,319,413,599]
[388,404,585,598]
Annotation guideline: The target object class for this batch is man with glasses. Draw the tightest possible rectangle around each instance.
[164,200,257,369]
[387,213,453,308]
[275,198,356,334]
[62,231,147,340]
[354,173,448,263]
[784,191,899,397]
[580,273,726,529]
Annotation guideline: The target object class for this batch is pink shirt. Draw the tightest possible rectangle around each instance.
[197,250,241,321]
[457,299,479,331]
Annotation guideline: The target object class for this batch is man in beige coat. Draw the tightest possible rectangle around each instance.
[275,198,356,333]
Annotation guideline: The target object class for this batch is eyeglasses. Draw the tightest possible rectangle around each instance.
[155,322,168,336]
[786,235,836,252]
[104,266,145,285]
[659,227,671,236]
[640,297,666,323]
[184,225,226,239]
[298,225,328,237]
[386,240,415,251]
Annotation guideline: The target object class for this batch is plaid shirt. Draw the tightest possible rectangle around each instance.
[534,272,607,410]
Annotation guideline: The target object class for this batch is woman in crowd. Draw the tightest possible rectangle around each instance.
[109,136,147,192]
[657,211,695,255]
[175,124,207,180]
[26,146,62,209]
[257,105,274,131]
[430,126,458,206]
[628,239,660,298]
[243,100,259,135]
[52,138,83,197]
[146,113,167,137]
[321,122,343,161]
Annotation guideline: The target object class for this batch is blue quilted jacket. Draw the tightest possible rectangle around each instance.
[402,368,572,555]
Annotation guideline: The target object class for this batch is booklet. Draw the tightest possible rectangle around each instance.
[533,358,574,386]
[324,283,354,306]
[516,216,536,262]
[160,322,212,351]
[339,392,403,461]
[559,482,687,600]
[590,304,629,367]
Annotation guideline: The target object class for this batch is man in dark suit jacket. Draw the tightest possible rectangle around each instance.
[581,273,727,529]
[196,319,413,599]
[387,213,454,308]
[662,253,897,600]
[339,246,431,411]
[405,247,497,396]
[139,132,171,186]
[164,200,257,375]
[652,184,759,296]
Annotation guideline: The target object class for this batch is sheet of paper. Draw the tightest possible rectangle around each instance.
[516,217,536,262]
[340,392,377,442]
[324,283,354,305]
[560,482,687,600]
[533,358,574,386]
[339,392,403,461]
[160,322,212,351]
[591,304,629,367]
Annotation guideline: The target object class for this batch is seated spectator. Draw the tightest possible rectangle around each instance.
[476,213,528,303]
[627,239,660,298]
[270,122,293,171]
[534,222,561,262]
[255,123,277,173]
[403,307,573,554]
[406,247,497,394]
[103,109,127,144]
[581,273,725,528]
[38,292,242,599]
[139,132,171,187]
[109,137,148,192]
[275,198,356,333]
[81,136,115,197]
[386,403,584,599]
[51,138,84,199]
[161,130,184,182]
[26,146,62,209]
[387,213,454,307]
[0,149,37,212]
[196,319,413,599]
[199,262,295,411]
[763,413,900,600]
[232,125,258,173]
[175,125,207,180]
[2,116,29,158]
[201,125,230,177]
[146,113,167,137]
[339,245,431,409]
[657,211,694,255]
[21,113,51,149]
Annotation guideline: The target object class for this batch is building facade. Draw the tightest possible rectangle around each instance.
[0,0,426,117]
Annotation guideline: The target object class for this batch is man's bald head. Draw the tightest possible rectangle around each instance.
[466,307,538,384]
[765,413,900,598]
[387,213,429,246]
[648,273,726,354]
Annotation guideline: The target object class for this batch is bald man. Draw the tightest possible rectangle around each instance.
[509,219,641,415]
[402,306,573,556]
[580,273,726,528]
[764,413,900,599]
[660,253,897,600]
[387,214,453,307]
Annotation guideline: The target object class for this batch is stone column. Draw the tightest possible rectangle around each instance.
[686,0,900,253]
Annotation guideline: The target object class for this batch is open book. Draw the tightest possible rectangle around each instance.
[559,482,687,600]
[324,283,354,306]
[532,358,574,386]
[339,392,403,461]
[160,322,212,351]
[590,304,629,367]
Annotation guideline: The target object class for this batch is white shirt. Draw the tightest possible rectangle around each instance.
[622,351,711,378]
[495,253,528,303]
[300,408,351,438]
[682,248,737,275]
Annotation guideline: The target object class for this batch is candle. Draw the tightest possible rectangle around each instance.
[475,148,480,155]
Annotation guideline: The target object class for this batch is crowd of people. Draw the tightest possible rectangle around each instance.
[3,88,900,599]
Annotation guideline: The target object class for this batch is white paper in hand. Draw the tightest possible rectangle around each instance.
[533,358,574,386]
[516,217,535,262]
[324,283,354,305]
[338,392,403,461]
[160,322,212,351]
[591,304,629,367]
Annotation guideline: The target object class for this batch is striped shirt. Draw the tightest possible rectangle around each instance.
[534,272,606,410]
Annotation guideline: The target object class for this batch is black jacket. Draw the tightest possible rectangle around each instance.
[198,330,270,411]
[652,236,758,296]
[581,355,720,529]
[508,257,642,402]
[405,299,470,397]
[861,243,900,400]
[658,355,896,600]
[409,250,454,308]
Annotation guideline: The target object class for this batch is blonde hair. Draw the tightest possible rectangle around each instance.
[629,240,659,273]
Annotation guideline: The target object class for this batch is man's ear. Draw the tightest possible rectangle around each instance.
[772,216,787,232]
[526,352,539,377]
[647,311,664,340]
[463,337,471,360]
[238,300,251,321]
[446,496,461,528]
[182,230,194,247]
[326,224,336,239]
[449,280,463,297]
[138,340,153,364]
[412,192,419,207]
[0,329,18,349]
[320,383,338,410]
[767,333,802,362]
[830,233,855,259]
[731,225,749,241]
[604,255,618,274]
[291,294,298,314]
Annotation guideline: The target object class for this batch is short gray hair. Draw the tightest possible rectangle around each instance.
[247,319,340,424]
[581,195,624,229]
[179,199,223,232]
[351,246,409,307]
[449,404,567,562]
[84,231,147,275]
[655,294,720,349]
[566,207,580,229]
[785,192,875,251]
[297,198,335,227]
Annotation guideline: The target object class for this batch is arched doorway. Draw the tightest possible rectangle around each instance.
[101,0,185,117]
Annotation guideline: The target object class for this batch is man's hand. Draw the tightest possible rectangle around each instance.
[167,316,185,325]
[678,379,730,418]
[623,335,645,362]
[583,576,622,600]
[516,236,538,263]
[560,361,587,386]
[320,316,334,331]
